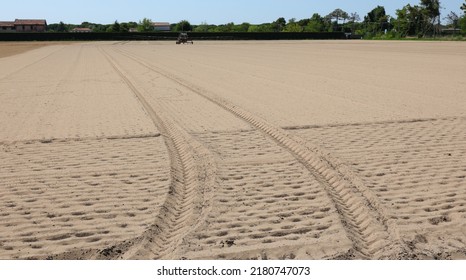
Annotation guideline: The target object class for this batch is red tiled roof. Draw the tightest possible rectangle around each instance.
[72,28,92,32]
[152,22,170,26]
[14,19,47,25]
[0,21,15,27]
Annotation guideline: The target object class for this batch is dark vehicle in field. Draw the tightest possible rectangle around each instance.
[176,32,193,44]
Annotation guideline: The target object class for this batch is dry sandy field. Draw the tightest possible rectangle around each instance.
[0,40,465,260]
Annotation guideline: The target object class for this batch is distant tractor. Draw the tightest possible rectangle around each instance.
[176,32,193,44]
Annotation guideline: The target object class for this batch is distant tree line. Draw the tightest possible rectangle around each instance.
[47,0,466,38]
[47,21,138,33]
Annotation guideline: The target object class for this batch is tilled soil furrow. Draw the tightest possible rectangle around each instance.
[115,47,400,259]
[97,48,211,259]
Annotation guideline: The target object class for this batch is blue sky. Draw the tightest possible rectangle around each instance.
[0,0,463,24]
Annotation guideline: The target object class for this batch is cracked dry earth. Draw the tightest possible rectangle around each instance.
[0,41,465,260]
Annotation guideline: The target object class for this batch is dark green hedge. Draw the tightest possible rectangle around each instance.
[0,32,346,41]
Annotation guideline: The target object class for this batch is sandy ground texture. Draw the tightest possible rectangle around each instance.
[0,41,465,260]
[0,42,72,59]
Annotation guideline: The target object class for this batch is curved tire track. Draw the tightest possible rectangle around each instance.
[99,47,212,259]
[113,46,404,259]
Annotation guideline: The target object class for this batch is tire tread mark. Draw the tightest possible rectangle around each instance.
[100,47,200,259]
[115,48,403,259]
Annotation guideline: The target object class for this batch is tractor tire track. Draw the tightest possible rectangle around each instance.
[113,47,404,259]
[99,47,215,259]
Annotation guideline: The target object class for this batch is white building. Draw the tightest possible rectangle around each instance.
[152,22,170,32]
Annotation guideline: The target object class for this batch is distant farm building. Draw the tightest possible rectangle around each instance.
[0,21,15,32]
[152,22,170,32]
[441,28,461,36]
[0,19,47,32]
[71,27,92,33]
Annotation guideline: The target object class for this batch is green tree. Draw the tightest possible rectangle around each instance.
[364,6,390,35]
[349,12,361,23]
[394,4,427,37]
[349,12,361,34]
[80,22,91,28]
[194,21,210,32]
[93,24,108,32]
[420,0,441,19]
[459,1,466,34]
[460,16,466,35]
[120,23,129,32]
[212,22,233,32]
[46,22,70,32]
[328,8,348,24]
[234,22,251,32]
[297,18,310,28]
[365,6,386,23]
[127,22,138,29]
[247,23,274,32]
[420,0,441,36]
[175,20,192,32]
[58,21,67,32]
[394,6,410,37]
[272,17,287,32]
[110,21,120,32]
[303,13,325,32]
[138,18,153,32]
[460,1,466,34]
[284,18,302,32]
[327,9,349,31]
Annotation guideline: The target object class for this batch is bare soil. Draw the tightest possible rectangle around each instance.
[0,42,72,58]
[0,41,465,260]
